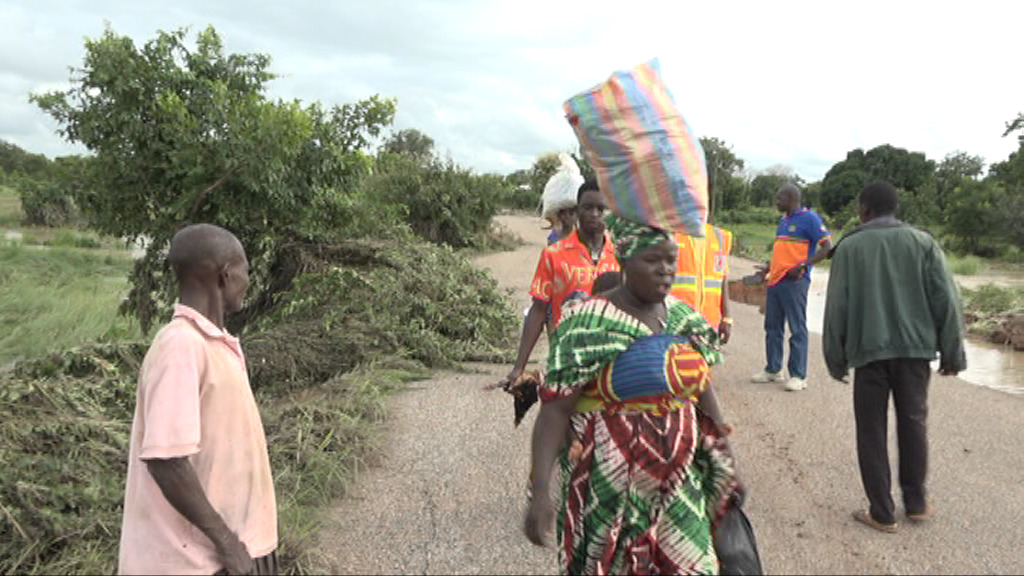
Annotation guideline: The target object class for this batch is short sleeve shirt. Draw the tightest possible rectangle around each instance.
[768,208,831,285]
[530,230,619,330]
[118,305,278,575]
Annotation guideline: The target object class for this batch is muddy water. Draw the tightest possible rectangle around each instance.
[807,271,1024,395]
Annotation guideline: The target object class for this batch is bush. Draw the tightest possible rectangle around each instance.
[17,177,79,227]
[497,184,539,211]
[369,154,501,248]
[947,253,981,276]
[244,233,517,394]
[960,284,1023,317]
[0,344,145,575]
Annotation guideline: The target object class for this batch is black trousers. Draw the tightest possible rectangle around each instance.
[853,358,930,525]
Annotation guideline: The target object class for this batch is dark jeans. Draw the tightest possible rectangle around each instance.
[764,279,809,378]
[853,359,930,524]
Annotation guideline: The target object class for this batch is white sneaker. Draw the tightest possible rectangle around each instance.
[784,377,808,391]
[751,370,785,383]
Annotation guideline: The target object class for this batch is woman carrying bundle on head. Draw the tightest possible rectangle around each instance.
[524,59,744,575]
[523,214,742,575]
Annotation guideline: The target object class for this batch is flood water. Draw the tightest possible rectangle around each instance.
[807,271,1024,396]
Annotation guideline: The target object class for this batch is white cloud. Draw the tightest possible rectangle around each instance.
[1,0,1021,180]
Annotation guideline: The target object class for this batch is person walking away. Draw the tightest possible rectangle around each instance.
[750,183,832,391]
[823,181,966,533]
[118,224,278,575]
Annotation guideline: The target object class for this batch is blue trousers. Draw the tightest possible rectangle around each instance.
[764,279,809,379]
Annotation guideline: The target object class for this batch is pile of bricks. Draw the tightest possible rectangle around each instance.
[728,278,767,314]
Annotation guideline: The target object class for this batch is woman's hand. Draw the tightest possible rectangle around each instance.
[485,367,524,391]
[717,434,747,507]
[718,321,732,345]
[524,492,555,547]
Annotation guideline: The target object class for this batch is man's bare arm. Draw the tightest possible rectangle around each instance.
[146,458,255,575]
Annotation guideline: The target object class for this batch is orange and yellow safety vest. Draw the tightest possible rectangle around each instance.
[672,224,733,328]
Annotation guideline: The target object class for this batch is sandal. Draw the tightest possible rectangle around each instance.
[852,509,898,533]
[906,504,932,523]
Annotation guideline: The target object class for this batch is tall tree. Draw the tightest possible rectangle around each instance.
[32,25,395,331]
[819,144,936,220]
[699,137,748,213]
[945,179,1004,253]
[749,166,804,208]
[381,128,435,161]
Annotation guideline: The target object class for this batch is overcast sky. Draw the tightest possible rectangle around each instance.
[2,0,1021,181]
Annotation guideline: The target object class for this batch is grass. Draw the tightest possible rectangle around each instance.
[720,222,776,263]
[264,361,429,573]
[0,185,20,228]
[0,243,141,367]
[948,253,982,276]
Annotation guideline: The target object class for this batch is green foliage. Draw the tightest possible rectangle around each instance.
[898,181,943,225]
[0,243,139,366]
[31,25,397,332]
[748,170,803,209]
[944,179,1004,253]
[1004,113,1024,143]
[244,235,517,393]
[370,154,500,248]
[0,184,20,228]
[820,145,936,218]
[381,128,435,161]
[820,167,869,215]
[960,284,1024,317]
[701,137,748,212]
[718,206,778,225]
[715,220,777,262]
[16,177,78,227]
[496,168,537,211]
[0,344,145,575]
[936,151,985,211]
[947,253,981,276]
[0,140,51,178]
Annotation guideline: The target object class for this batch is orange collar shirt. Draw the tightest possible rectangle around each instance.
[529,230,619,330]
[768,208,831,286]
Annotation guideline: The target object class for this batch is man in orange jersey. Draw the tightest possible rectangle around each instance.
[750,183,832,391]
[494,179,619,391]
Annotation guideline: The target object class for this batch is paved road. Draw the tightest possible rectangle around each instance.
[314,214,1024,575]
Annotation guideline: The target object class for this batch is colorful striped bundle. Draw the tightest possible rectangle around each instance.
[564,59,708,236]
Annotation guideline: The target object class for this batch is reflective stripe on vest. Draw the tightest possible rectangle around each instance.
[701,226,732,327]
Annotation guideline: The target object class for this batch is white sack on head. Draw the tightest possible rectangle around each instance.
[541,153,585,220]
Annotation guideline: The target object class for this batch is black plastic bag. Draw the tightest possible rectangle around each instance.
[714,503,764,575]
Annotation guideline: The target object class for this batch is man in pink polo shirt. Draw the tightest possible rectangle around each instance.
[118,224,278,575]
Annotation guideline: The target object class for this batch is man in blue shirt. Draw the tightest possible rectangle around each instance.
[751,183,832,391]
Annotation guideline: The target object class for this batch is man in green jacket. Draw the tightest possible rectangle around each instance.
[823,181,967,534]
